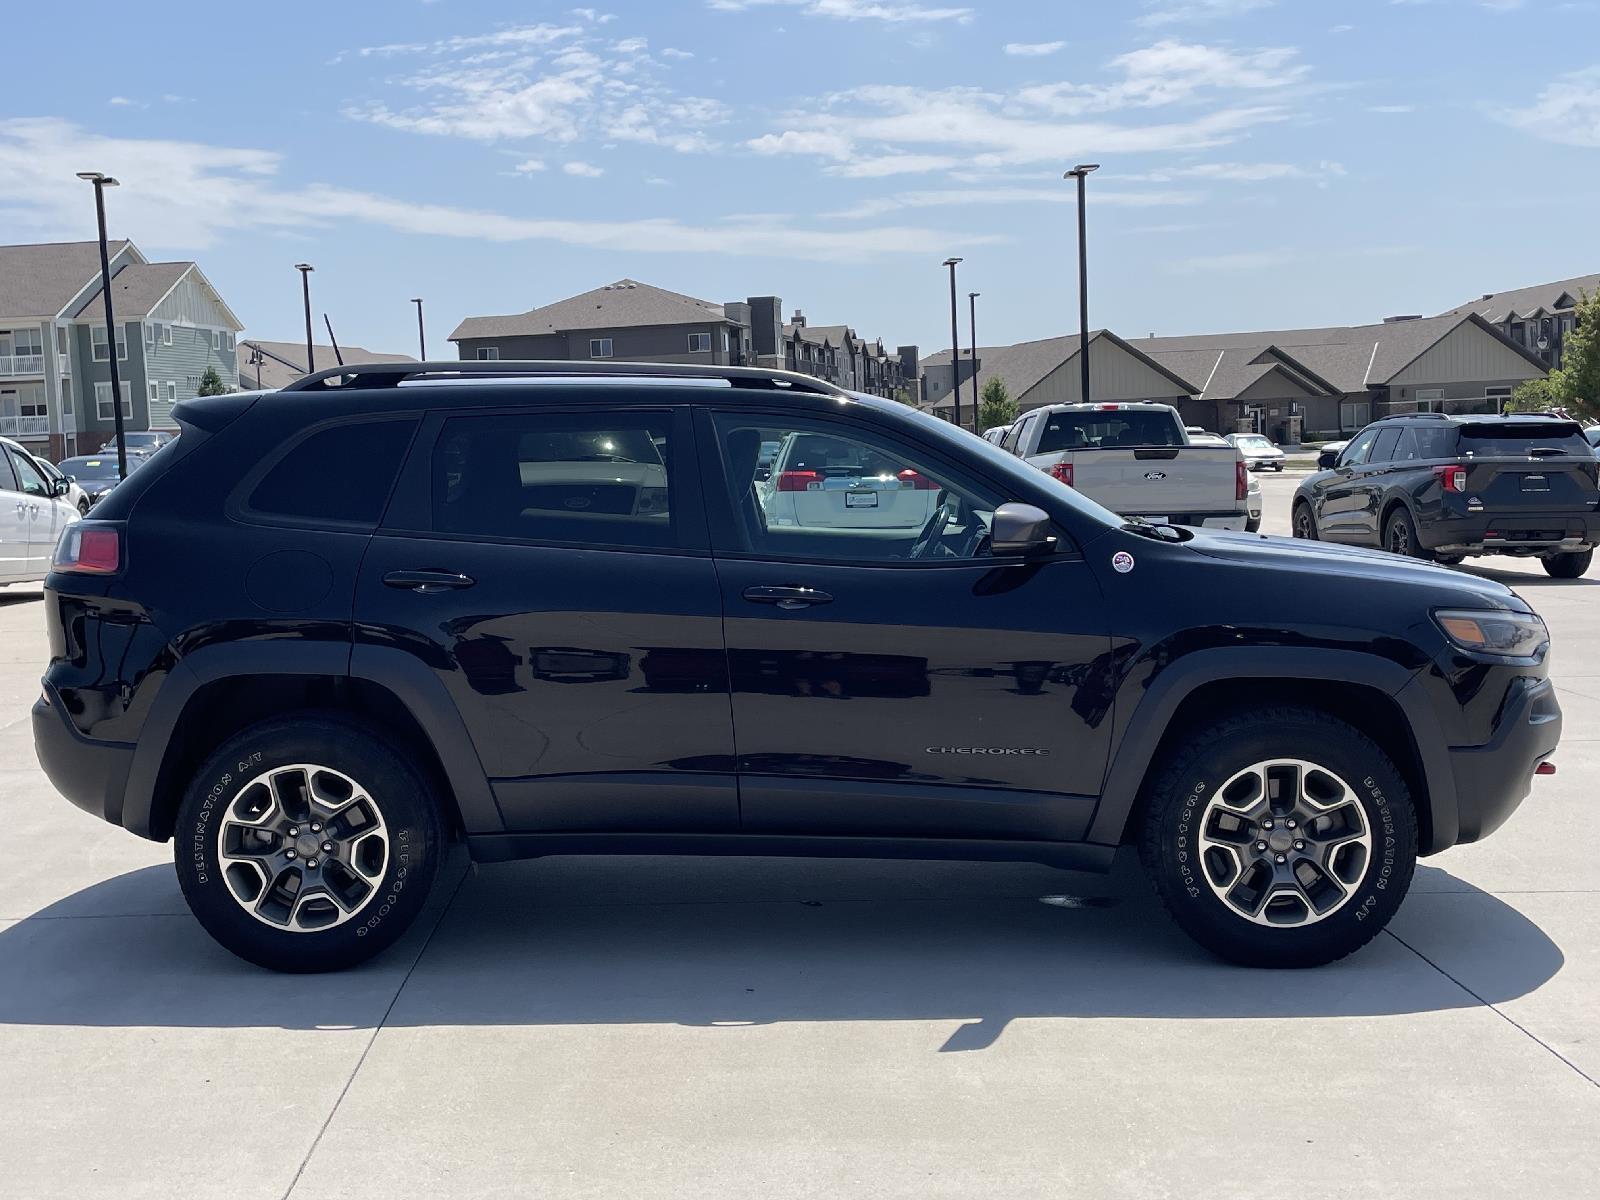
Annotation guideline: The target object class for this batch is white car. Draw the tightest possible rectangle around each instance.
[1190,431,1262,531]
[981,424,1012,446]
[29,453,90,516]
[1,435,81,587]
[1226,432,1286,471]
[759,430,942,530]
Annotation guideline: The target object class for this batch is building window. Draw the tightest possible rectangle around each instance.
[55,326,71,374]
[1415,388,1444,414]
[590,338,613,358]
[476,347,500,361]
[1340,400,1371,430]
[90,325,127,362]
[144,324,155,348]
[162,324,173,347]
[148,382,159,404]
[94,381,132,420]
[167,381,177,401]
[223,331,235,351]
[61,378,73,417]
[688,332,711,353]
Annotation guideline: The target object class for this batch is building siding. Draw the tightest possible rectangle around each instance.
[142,322,237,428]
[1388,322,1545,388]
[1020,344,1192,408]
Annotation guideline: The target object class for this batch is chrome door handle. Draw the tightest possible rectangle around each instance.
[382,569,476,594]
[742,585,833,610]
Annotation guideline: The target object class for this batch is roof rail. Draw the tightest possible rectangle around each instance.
[279,358,853,397]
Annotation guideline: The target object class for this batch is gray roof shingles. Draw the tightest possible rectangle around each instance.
[0,240,131,318]
[237,340,415,390]
[73,262,195,320]
[1438,272,1599,323]
[449,279,734,341]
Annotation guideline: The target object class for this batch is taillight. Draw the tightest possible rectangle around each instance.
[1050,461,1074,487]
[776,470,821,492]
[1434,465,1468,493]
[897,468,939,490]
[1236,459,1248,501]
[54,522,121,575]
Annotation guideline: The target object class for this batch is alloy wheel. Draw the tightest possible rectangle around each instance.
[215,764,390,932]
[1196,758,1373,927]
[1388,521,1411,556]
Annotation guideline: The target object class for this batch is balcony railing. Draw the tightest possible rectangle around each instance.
[0,415,49,437]
[0,353,45,377]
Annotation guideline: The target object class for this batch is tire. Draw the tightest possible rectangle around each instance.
[1137,706,1418,968]
[1291,501,1317,541]
[1246,516,1261,534]
[174,713,444,972]
[77,500,90,516]
[1383,507,1430,560]
[1542,549,1593,579]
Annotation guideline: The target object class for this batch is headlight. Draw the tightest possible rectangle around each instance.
[1434,609,1548,658]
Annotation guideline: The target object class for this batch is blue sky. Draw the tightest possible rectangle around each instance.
[2,0,1597,358]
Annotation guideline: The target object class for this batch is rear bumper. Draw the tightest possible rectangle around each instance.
[1154,511,1249,531]
[32,684,135,828]
[1446,676,1561,845]
[1420,508,1600,556]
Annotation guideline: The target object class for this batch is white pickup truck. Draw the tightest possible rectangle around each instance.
[1001,402,1250,530]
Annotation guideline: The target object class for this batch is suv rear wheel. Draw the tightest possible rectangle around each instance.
[1383,507,1428,560]
[174,714,443,972]
[1138,706,1417,967]
[1542,549,1593,579]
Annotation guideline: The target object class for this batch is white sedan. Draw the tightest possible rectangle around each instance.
[1226,432,1286,471]
[758,431,942,530]
[1,435,81,587]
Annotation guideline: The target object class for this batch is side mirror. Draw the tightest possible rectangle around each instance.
[990,502,1056,556]
[51,478,72,498]
[1317,451,1338,470]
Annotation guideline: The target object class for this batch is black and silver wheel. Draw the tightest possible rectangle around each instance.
[1291,501,1317,541]
[77,499,90,516]
[1138,706,1417,967]
[175,715,443,972]
[1384,507,1428,560]
[1542,549,1593,579]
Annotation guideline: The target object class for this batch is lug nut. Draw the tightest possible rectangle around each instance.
[306,858,319,868]
[1255,841,1268,852]
[288,827,299,837]
[1275,854,1287,864]
[1286,819,1297,830]
[1262,819,1274,830]
[321,842,334,854]
[310,823,322,833]
[285,849,296,859]
[1293,840,1305,851]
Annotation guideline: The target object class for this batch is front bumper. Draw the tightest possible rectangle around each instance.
[32,685,135,828]
[1446,675,1561,845]
[1421,508,1600,557]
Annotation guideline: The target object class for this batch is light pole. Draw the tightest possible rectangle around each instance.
[943,257,963,430]
[968,292,981,432]
[294,264,315,377]
[411,297,426,360]
[76,172,127,479]
[1064,163,1099,405]
[247,343,265,389]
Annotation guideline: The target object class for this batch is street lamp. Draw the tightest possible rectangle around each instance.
[943,257,963,430]
[294,264,315,378]
[968,292,981,432]
[411,297,427,360]
[1064,163,1099,405]
[76,172,127,479]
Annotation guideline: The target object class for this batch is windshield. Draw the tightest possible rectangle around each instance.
[57,456,137,483]
[1236,435,1273,449]
[1458,422,1589,457]
[1036,409,1183,453]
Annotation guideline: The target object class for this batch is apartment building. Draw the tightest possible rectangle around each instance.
[0,240,241,459]
[1439,271,1597,371]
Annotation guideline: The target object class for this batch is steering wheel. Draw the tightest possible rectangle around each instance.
[908,494,958,560]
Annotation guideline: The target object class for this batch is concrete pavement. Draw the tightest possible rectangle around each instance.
[1,474,1596,1198]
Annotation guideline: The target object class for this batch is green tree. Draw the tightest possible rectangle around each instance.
[1506,290,1600,421]
[978,376,1017,431]
[196,365,229,397]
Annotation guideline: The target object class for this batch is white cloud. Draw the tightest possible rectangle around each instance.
[108,96,138,107]
[661,47,695,59]
[1015,41,1309,116]
[512,158,547,172]
[342,23,728,152]
[748,129,855,159]
[0,118,1002,262]
[1003,41,1066,57]
[1502,65,1600,147]
[1170,249,1294,271]
[827,185,1203,219]
[1137,0,1274,25]
[562,160,605,176]
[1368,104,1414,113]
[706,0,972,21]
[827,153,961,177]
[1127,160,1344,182]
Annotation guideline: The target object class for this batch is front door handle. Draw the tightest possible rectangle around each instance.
[383,569,476,594]
[742,585,833,610]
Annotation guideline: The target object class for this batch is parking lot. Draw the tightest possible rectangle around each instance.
[2,469,1596,1200]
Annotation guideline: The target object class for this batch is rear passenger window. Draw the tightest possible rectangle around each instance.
[247,419,416,525]
[1368,427,1403,463]
[430,412,676,548]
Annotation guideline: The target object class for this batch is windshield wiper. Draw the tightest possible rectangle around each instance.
[1527,447,1569,457]
[1122,518,1186,542]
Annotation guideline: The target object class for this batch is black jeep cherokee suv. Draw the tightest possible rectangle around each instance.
[34,363,1561,972]
[1293,412,1600,577]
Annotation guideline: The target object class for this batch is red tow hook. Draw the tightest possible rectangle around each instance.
[1535,761,1557,776]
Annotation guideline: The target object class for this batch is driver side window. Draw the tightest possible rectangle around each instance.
[1341,427,1380,467]
[709,412,1004,562]
[7,449,49,498]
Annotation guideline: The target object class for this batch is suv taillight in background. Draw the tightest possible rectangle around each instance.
[53,523,121,575]
[1434,465,1468,493]
[1050,462,1074,487]
[1236,460,1249,501]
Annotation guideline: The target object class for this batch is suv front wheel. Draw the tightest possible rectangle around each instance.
[174,714,443,972]
[1138,706,1417,967]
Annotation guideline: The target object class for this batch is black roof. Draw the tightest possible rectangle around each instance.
[1371,411,1577,426]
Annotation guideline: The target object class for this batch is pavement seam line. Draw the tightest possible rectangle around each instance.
[279,858,471,1200]
[1384,928,1600,1090]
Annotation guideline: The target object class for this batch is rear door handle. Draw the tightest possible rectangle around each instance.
[742,585,833,610]
[383,569,476,594]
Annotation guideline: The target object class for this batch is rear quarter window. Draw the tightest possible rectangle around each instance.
[244,418,417,526]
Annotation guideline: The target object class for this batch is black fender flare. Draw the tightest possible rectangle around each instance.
[1084,646,1458,852]
[121,641,501,839]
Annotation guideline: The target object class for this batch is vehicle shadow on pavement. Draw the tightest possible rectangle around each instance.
[1456,564,1600,588]
[0,852,1563,1047]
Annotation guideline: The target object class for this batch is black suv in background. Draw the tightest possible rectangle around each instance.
[1293,413,1600,577]
[34,363,1561,972]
